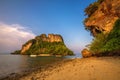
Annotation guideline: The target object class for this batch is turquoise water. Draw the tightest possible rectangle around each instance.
[0,54,82,78]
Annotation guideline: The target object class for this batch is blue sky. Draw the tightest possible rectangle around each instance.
[0,0,96,54]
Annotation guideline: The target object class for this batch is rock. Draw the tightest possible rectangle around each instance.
[12,34,73,56]
[84,0,120,56]
[35,34,63,42]
[81,49,92,58]
[84,0,120,36]
[21,42,32,54]
[21,34,63,54]
[48,34,63,42]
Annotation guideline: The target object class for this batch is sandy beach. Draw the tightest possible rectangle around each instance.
[2,57,120,80]
[20,57,120,80]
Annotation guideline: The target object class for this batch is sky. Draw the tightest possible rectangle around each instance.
[0,0,96,54]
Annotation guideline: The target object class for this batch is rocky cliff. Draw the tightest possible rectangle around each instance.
[21,34,63,54]
[12,34,73,56]
[35,34,63,43]
[82,0,120,57]
[84,0,120,36]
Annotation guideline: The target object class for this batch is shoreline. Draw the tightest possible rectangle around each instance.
[1,57,120,80]
[0,58,73,80]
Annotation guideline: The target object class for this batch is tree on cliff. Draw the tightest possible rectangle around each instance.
[84,0,104,17]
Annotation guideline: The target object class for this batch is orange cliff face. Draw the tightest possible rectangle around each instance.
[82,0,120,57]
[21,34,64,54]
[21,42,32,54]
[35,34,63,42]
[48,34,63,42]
[84,0,120,36]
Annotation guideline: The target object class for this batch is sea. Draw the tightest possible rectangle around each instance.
[0,53,82,78]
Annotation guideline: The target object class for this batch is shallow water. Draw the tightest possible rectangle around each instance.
[0,54,81,78]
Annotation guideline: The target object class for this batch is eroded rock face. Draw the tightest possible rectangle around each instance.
[21,42,32,54]
[85,0,120,36]
[48,34,63,42]
[35,34,63,42]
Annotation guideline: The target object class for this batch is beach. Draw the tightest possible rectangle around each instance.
[2,57,120,80]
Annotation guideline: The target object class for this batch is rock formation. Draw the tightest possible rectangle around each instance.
[35,34,63,42]
[81,49,92,58]
[84,0,120,36]
[12,34,73,56]
[83,0,120,57]
[21,42,32,54]
[21,34,63,54]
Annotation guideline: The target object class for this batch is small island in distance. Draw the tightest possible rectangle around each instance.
[11,34,74,56]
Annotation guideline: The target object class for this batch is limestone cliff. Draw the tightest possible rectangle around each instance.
[21,34,63,54]
[21,42,32,54]
[35,34,63,42]
[82,0,120,57]
[84,0,120,36]
[13,34,73,55]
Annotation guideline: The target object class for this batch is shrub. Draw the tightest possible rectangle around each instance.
[89,19,120,56]
[11,50,21,54]
[24,41,73,56]
[97,0,104,4]
[101,19,120,52]
[89,33,107,55]
[84,2,99,17]
[84,0,104,23]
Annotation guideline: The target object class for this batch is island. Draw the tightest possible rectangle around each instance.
[12,34,73,56]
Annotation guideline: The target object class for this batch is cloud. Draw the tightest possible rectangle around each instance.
[0,22,36,54]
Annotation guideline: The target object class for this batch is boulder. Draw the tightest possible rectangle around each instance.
[81,49,92,58]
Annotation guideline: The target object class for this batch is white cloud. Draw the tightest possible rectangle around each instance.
[0,22,36,54]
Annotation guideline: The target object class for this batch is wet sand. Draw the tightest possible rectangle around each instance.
[2,57,120,80]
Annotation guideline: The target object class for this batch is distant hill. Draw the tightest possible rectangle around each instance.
[12,34,73,56]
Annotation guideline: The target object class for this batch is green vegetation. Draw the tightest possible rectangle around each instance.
[89,33,107,55]
[12,34,73,56]
[102,19,120,54]
[84,2,98,17]
[97,0,104,3]
[89,19,120,56]
[84,0,104,23]
[23,39,36,47]
[11,50,21,54]
[84,0,104,17]
[25,41,73,56]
